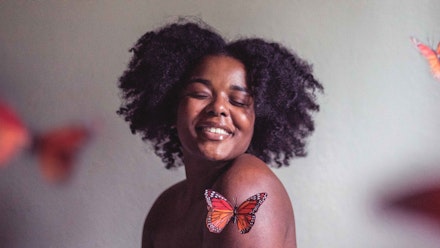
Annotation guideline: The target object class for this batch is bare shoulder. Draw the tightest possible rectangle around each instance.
[146,180,185,217]
[219,154,283,192]
[205,154,297,247]
[217,154,292,208]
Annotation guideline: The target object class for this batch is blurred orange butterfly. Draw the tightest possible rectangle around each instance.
[0,99,93,183]
[204,189,268,234]
[32,124,92,183]
[410,36,440,81]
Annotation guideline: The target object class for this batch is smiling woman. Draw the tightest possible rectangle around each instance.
[117,19,322,247]
[177,55,255,163]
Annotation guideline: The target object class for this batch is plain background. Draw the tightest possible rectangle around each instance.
[1,0,440,247]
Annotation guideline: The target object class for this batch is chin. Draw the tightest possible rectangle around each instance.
[200,152,229,162]
[205,152,248,164]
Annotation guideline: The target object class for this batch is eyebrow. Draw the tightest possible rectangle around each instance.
[187,78,251,94]
[187,78,210,86]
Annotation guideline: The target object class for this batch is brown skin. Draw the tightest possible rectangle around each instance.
[142,56,296,247]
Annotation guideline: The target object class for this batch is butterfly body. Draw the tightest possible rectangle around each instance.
[204,189,267,234]
[410,36,440,81]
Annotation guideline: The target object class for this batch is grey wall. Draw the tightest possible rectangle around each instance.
[1,0,440,247]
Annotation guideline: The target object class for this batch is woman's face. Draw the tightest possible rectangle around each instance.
[176,55,255,163]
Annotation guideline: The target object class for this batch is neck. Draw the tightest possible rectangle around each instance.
[183,156,230,200]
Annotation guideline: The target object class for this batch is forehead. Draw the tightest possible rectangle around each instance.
[190,55,247,86]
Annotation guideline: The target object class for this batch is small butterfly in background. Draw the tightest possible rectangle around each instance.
[390,184,440,223]
[0,99,95,184]
[410,36,440,81]
[385,183,440,226]
[204,189,267,234]
[32,124,92,183]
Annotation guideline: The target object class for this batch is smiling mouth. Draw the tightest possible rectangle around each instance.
[203,127,230,135]
[197,126,233,141]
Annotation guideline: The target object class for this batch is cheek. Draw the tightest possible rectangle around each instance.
[236,110,255,137]
[176,100,204,133]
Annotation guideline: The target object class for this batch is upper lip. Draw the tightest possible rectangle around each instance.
[196,121,234,134]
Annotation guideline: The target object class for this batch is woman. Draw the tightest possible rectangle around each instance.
[117,20,322,247]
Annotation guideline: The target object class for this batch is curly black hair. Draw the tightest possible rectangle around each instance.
[117,20,323,169]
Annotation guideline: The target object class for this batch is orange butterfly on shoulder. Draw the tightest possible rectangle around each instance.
[410,36,440,81]
[204,189,268,234]
[0,100,94,183]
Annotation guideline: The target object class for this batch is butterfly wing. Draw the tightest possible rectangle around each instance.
[205,189,234,233]
[0,100,29,167]
[385,183,440,224]
[411,37,440,80]
[235,192,268,234]
[34,124,91,183]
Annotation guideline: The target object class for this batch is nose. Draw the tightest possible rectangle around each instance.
[205,95,229,117]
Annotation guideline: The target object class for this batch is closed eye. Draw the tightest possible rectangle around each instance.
[187,92,210,99]
[230,98,248,107]
[183,81,211,100]
[229,94,252,107]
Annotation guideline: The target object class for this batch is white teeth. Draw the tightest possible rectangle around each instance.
[204,127,229,135]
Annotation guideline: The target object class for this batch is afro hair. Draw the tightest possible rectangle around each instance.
[117,20,323,169]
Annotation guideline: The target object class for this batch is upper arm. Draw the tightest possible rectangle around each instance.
[141,182,183,248]
[142,195,163,248]
[203,154,296,248]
